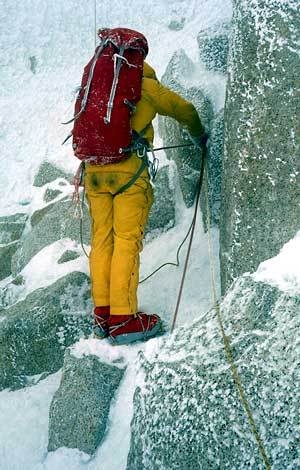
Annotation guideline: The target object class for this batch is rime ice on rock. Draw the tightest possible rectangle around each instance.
[146,166,175,234]
[0,213,27,281]
[197,21,231,74]
[220,0,300,292]
[159,49,213,208]
[127,270,300,469]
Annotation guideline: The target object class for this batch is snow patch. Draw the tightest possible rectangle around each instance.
[252,231,300,295]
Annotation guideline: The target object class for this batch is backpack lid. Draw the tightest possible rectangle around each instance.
[97,27,148,58]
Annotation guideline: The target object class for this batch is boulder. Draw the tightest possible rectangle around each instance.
[33,161,71,187]
[48,347,125,455]
[0,272,92,391]
[197,22,231,73]
[127,274,299,469]
[11,198,90,275]
[57,250,81,264]
[146,165,175,234]
[44,188,63,203]
[159,49,213,208]
[220,0,300,293]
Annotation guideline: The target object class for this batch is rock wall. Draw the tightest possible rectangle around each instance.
[127,273,299,469]
[220,0,300,292]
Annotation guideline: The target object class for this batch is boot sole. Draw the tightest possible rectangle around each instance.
[107,320,163,346]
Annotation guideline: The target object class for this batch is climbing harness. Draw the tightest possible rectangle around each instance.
[72,142,200,275]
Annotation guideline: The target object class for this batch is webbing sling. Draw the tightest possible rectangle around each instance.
[113,155,148,196]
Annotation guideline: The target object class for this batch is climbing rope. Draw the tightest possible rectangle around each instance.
[74,143,202,283]
[170,148,206,332]
[203,160,271,470]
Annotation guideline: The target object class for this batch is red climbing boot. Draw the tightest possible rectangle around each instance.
[93,306,110,339]
[107,312,162,345]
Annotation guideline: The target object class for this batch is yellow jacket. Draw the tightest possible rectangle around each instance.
[132,62,204,143]
[85,62,203,177]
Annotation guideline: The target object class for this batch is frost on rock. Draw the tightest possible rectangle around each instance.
[201,109,224,230]
[127,274,299,470]
[159,49,213,208]
[48,348,125,455]
[0,272,91,391]
[33,161,71,187]
[0,213,27,281]
[146,165,175,234]
[197,21,231,73]
[220,0,300,292]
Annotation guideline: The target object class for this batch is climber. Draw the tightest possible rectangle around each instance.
[72,28,207,345]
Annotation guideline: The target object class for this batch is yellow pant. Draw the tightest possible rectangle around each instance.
[85,156,153,315]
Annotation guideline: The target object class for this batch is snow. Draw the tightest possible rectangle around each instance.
[252,231,300,295]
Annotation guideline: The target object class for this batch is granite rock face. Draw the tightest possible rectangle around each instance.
[220,0,300,293]
[0,272,91,391]
[0,213,27,245]
[11,198,91,276]
[0,213,27,281]
[159,49,213,208]
[48,348,125,455]
[127,275,299,470]
[197,22,231,73]
[146,165,175,234]
[33,161,71,187]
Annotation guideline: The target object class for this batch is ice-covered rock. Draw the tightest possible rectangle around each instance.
[159,49,213,208]
[127,273,299,469]
[220,0,300,292]
[146,165,175,234]
[0,272,91,391]
[11,198,91,275]
[197,21,231,73]
[201,109,224,230]
[33,161,71,187]
[48,348,125,455]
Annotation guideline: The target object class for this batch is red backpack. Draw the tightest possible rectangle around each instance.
[67,28,148,165]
